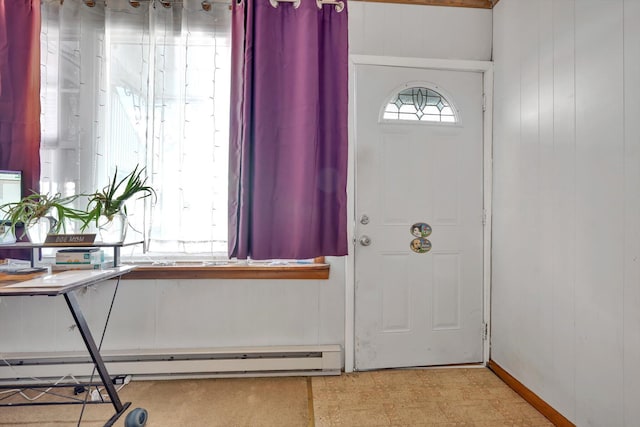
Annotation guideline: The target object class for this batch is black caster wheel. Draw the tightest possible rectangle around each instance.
[124,408,148,427]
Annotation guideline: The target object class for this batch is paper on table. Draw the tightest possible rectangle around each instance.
[5,269,111,288]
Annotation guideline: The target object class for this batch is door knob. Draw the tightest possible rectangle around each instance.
[359,235,372,246]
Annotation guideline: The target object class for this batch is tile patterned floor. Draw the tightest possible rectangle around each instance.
[0,377,309,426]
[312,368,554,427]
[0,368,553,426]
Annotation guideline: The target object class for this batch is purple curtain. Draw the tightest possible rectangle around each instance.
[0,0,41,192]
[229,0,349,260]
[0,0,41,258]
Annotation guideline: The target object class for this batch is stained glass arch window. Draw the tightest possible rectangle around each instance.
[383,86,458,123]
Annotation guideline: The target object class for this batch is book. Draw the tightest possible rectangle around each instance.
[56,249,104,264]
[51,262,111,271]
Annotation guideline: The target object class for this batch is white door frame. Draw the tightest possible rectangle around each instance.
[345,55,493,373]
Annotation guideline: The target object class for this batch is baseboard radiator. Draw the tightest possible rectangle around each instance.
[0,345,342,382]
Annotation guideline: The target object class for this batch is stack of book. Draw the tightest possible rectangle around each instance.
[53,248,107,271]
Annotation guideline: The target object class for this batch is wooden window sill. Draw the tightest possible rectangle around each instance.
[120,262,330,280]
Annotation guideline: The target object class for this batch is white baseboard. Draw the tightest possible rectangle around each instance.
[0,345,342,382]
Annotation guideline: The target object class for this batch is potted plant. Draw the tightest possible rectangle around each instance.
[0,192,86,243]
[81,165,156,243]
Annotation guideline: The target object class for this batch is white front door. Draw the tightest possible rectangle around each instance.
[354,64,484,370]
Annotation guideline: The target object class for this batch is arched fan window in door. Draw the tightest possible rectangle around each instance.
[383,86,457,123]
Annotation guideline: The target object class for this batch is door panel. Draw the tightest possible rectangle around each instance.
[354,65,484,370]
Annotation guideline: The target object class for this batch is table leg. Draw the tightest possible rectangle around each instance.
[64,290,129,423]
[113,247,120,267]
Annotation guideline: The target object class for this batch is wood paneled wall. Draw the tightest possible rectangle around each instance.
[349,1,492,60]
[492,0,640,425]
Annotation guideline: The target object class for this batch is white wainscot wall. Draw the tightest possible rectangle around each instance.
[0,258,345,357]
[491,0,640,425]
[348,2,492,61]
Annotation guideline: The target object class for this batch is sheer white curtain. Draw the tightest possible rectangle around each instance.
[40,0,231,257]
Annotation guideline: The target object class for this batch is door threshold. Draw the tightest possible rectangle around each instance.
[357,362,486,372]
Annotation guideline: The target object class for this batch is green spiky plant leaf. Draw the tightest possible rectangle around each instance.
[0,192,87,239]
[81,165,156,231]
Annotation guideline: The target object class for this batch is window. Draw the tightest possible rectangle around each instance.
[40,1,231,260]
[383,86,457,123]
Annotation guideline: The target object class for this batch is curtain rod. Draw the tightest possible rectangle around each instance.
[79,0,342,11]
[269,0,344,11]
[80,0,223,10]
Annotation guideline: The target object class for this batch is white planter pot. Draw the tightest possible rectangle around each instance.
[98,213,128,243]
[0,222,16,244]
[26,217,54,244]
